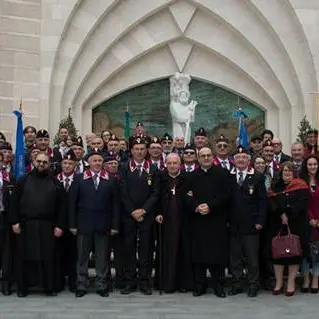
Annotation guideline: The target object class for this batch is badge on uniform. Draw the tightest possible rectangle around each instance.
[248,185,254,195]
[147,174,152,186]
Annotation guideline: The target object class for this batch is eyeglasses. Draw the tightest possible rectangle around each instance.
[216,143,228,149]
[184,151,195,155]
[36,160,49,165]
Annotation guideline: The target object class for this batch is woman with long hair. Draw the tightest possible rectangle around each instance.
[299,155,319,293]
[268,161,309,296]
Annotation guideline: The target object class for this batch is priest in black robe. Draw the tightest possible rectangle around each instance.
[9,152,65,297]
[155,153,193,293]
[185,147,231,298]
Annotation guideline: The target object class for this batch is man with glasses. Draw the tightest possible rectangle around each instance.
[185,147,230,298]
[272,137,291,164]
[213,135,234,171]
[181,143,198,173]
[148,137,165,171]
[161,133,174,161]
[10,152,65,297]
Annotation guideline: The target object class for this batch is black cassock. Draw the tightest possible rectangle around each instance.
[10,169,65,292]
[156,171,193,292]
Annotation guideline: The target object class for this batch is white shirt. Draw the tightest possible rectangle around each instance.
[185,163,196,172]
[62,173,74,189]
[151,159,160,169]
[274,153,281,163]
[134,161,145,173]
[237,169,247,184]
[218,157,230,170]
[90,170,101,187]
[266,162,274,178]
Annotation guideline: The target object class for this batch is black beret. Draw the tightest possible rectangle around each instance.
[109,134,119,142]
[150,136,161,145]
[136,121,144,127]
[87,148,104,159]
[62,149,77,161]
[216,134,229,144]
[0,142,12,151]
[161,132,173,142]
[195,127,207,137]
[250,135,262,142]
[104,151,118,163]
[234,145,249,155]
[36,129,49,139]
[183,143,196,151]
[131,137,147,147]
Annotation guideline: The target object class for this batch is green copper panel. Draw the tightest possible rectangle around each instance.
[93,78,265,143]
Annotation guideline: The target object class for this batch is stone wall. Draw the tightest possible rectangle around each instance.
[0,0,41,142]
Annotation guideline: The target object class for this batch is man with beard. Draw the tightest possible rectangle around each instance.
[155,153,193,293]
[185,147,230,298]
[10,152,65,297]
[119,137,159,295]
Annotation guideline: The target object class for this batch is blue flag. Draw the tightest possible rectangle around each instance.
[234,109,248,148]
[13,110,25,178]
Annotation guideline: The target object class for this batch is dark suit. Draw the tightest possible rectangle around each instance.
[275,152,291,164]
[119,160,159,287]
[0,173,15,293]
[69,170,120,291]
[228,168,268,286]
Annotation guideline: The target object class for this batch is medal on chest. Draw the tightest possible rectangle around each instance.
[171,186,176,196]
[248,185,254,195]
[147,174,152,186]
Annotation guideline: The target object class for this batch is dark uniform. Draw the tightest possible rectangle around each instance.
[119,151,159,294]
[0,170,15,295]
[228,160,268,297]
[68,152,120,296]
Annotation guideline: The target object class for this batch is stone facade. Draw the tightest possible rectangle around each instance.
[1,0,319,151]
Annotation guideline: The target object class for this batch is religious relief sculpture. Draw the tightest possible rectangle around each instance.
[169,72,197,143]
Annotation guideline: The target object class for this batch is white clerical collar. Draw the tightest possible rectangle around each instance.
[201,166,211,172]
[168,171,180,178]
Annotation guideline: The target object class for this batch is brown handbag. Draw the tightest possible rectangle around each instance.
[271,226,302,259]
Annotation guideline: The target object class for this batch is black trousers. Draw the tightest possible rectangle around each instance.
[230,234,260,285]
[122,217,154,287]
[77,232,109,291]
[193,263,225,288]
[0,217,15,290]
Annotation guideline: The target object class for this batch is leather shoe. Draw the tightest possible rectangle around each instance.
[140,286,152,295]
[193,288,206,297]
[97,289,109,297]
[75,289,86,298]
[17,291,28,298]
[2,290,12,296]
[247,285,258,298]
[121,285,136,295]
[214,285,226,298]
[228,287,244,296]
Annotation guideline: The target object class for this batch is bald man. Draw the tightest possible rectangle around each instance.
[272,137,291,164]
[184,147,230,298]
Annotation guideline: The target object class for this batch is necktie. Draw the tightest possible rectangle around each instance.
[93,173,99,190]
[65,177,70,192]
[76,162,81,174]
[275,155,279,163]
[186,166,191,172]
[137,164,143,177]
[238,172,244,186]
[221,161,227,169]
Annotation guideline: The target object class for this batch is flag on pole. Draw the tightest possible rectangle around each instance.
[234,108,248,148]
[124,103,130,140]
[13,99,25,178]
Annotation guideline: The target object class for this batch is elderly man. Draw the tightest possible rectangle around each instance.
[69,150,120,298]
[10,152,65,297]
[155,153,193,293]
[291,142,304,176]
[228,146,268,298]
[185,147,230,298]
[272,137,291,164]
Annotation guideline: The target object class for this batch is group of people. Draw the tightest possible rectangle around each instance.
[0,122,319,300]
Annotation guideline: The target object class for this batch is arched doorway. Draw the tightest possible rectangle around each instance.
[93,78,265,144]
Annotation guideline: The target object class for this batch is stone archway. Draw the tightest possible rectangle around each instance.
[42,0,318,152]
